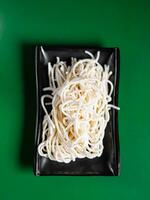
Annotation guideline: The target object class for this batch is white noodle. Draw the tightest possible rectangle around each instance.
[38,51,120,163]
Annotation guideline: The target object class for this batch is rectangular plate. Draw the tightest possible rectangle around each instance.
[34,46,120,176]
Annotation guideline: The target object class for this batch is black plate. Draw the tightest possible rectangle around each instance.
[34,45,120,176]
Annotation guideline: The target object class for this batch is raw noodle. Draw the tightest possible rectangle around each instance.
[38,51,120,163]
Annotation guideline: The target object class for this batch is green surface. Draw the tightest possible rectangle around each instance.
[0,0,150,199]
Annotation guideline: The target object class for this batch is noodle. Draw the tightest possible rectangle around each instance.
[38,51,120,163]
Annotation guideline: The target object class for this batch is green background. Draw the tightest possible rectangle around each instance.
[0,0,150,199]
